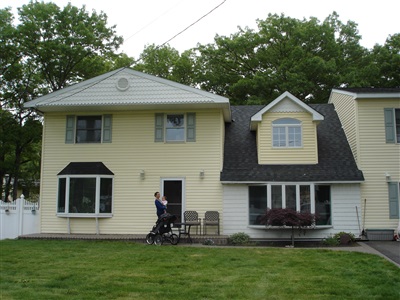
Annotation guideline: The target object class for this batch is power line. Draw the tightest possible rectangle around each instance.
[124,0,185,43]
[129,0,227,66]
[34,0,227,105]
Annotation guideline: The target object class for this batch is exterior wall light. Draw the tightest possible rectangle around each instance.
[200,170,205,179]
[140,170,145,179]
[385,172,391,182]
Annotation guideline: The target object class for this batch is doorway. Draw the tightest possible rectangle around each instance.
[162,179,184,222]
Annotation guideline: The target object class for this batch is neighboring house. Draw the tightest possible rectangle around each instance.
[329,88,400,233]
[24,68,364,239]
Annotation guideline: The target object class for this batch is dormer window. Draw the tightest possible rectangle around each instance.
[272,118,302,147]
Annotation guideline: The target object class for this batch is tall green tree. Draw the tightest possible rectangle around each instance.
[369,34,400,87]
[17,1,124,91]
[1,2,128,200]
[195,13,370,104]
[133,44,197,86]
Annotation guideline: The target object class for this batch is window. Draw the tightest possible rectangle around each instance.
[384,108,400,143]
[57,162,114,216]
[155,113,196,142]
[315,185,331,225]
[166,114,185,141]
[76,116,102,143]
[396,109,400,143]
[248,184,331,226]
[272,118,302,147]
[388,182,399,219]
[57,176,113,215]
[249,186,267,225]
[65,115,112,144]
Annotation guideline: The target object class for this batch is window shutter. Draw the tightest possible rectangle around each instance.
[186,113,196,142]
[65,115,75,144]
[155,113,164,142]
[384,108,395,143]
[102,115,112,143]
[388,182,399,219]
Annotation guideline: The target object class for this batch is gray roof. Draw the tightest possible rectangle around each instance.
[24,68,231,120]
[331,88,400,100]
[334,87,400,94]
[221,104,364,182]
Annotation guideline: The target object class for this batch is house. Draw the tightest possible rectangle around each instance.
[329,88,400,236]
[221,92,364,239]
[24,68,364,240]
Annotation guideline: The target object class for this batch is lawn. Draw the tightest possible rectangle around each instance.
[0,240,399,300]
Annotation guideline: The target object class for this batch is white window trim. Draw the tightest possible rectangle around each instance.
[165,113,186,143]
[248,183,331,227]
[272,119,303,148]
[57,174,114,218]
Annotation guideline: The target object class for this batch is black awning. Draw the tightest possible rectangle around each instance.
[57,162,114,175]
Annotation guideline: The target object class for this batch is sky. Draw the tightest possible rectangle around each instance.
[3,0,400,59]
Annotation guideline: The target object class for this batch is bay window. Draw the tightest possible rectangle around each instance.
[57,162,114,216]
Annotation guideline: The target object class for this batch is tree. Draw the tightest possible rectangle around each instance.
[16,1,124,91]
[195,13,372,105]
[1,2,128,200]
[261,208,316,247]
[369,34,400,87]
[133,44,197,86]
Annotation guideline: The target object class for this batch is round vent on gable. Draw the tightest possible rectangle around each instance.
[116,77,130,91]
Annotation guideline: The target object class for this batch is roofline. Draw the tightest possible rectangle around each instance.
[221,180,364,184]
[330,89,400,100]
[250,91,324,130]
[25,67,230,108]
[24,67,232,122]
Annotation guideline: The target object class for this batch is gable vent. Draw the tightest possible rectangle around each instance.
[116,77,130,91]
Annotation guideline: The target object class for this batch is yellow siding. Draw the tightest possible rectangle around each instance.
[257,112,318,164]
[329,92,358,163]
[357,99,400,229]
[40,109,224,234]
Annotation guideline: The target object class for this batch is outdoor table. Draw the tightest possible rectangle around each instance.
[173,222,193,244]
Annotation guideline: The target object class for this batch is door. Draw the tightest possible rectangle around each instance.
[162,179,184,222]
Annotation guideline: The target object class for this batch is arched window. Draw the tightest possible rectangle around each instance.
[272,118,302,147]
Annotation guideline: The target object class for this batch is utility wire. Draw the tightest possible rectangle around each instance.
[35,0,227,105]
[128,0,227,66]
[124,0,185,43]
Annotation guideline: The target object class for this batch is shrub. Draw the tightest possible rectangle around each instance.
[334,232,356,245]
[228,232,250,245]
[323,232,356,246]
[323,236,340,246]
[203,239,215,246]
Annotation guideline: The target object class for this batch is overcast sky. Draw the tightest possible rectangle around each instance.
[3,0,400,58]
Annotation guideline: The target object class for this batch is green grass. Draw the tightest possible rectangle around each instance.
[0,240,399,299]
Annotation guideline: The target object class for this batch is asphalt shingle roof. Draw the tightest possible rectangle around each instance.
[221,104,364,182]
[335,87,400,94]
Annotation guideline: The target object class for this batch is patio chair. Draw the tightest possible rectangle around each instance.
[203,211,220,235]
[183,211,201,235]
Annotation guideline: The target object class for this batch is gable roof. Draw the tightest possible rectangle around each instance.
[24,67,231,121]
[221,104,364,183]
[250,91,324,130]
[330,88,400,100]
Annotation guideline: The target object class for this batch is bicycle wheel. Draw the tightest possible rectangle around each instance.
[170,233,179,245]
[145,233,155,245]
[154,234,163,246]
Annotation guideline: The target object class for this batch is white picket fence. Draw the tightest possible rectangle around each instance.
[0,195,40,240]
